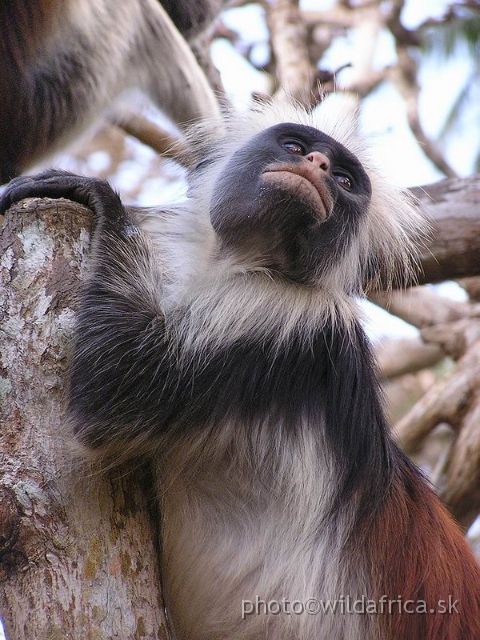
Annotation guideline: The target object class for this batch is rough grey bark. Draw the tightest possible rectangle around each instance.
[414,174,480,284]
[0,199,166,640]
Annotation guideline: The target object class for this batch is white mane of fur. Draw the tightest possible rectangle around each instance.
[141,99,428,349]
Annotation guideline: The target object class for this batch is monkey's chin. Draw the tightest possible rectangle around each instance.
[262,170,331,221]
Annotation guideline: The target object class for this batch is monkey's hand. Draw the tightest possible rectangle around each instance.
[0,170,126,225]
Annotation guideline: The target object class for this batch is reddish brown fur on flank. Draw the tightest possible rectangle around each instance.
[359,459,480,639]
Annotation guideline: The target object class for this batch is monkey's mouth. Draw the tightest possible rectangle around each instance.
[262,164,333,221]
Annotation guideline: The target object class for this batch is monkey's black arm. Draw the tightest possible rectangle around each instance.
[1,171,179,453]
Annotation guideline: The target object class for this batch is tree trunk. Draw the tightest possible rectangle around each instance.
[0,200,166,640]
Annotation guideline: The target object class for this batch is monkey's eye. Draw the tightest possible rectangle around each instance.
[333,173,353,192]
[282,140,306,156]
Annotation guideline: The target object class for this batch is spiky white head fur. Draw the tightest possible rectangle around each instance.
[188,99,427,288]
[142,99,428,349]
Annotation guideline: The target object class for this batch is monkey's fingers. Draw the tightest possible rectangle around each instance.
[0,170,126,225]
[0,170,87,214]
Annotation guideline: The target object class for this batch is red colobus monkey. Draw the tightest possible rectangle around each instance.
[1,103,479,640]
[0,0,224,184]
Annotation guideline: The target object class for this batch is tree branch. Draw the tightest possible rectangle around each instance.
[110,111,189,165]
[414,174,480,284]
[265,0,314,104]
[0,199,167,639]
[376,337,444,379]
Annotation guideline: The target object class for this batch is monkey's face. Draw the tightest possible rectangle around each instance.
[210,123,372,284]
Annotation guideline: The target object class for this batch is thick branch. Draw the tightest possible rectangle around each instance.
[395,324,480,529]
[440,397,480,528]
[394,311,480,528]
[376,337,444,379]
[371,286,479,329]
[0,200,166,639]
[394,340,480,452]
[302,8,354,29]
[414,174,480,284]
[110,111,189,164]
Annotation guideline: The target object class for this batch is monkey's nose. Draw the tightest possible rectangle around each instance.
[306,151,330,172]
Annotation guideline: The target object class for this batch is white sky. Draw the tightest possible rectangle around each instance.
[213,0,478,188]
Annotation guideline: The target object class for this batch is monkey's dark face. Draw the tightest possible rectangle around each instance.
[210,123,372,284]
